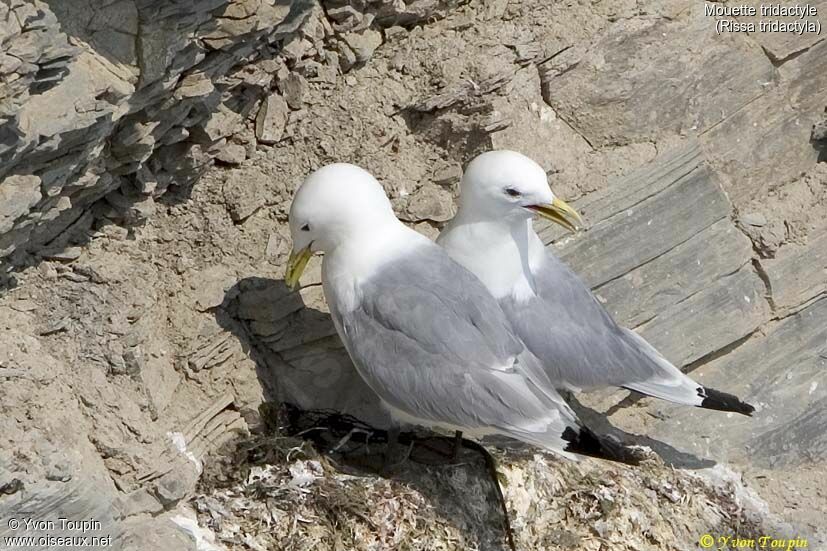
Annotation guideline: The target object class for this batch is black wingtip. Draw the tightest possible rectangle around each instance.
[561,426,601,455]
[562,426,642,465]
[697,386,755,416]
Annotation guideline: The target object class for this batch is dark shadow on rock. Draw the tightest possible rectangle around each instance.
[566,394,717,470]
[215,275,388,424]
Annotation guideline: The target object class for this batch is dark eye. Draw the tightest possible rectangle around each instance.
[301,223,310,232]
[504,187,521,197]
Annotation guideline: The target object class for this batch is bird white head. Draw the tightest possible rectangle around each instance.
[286,163,398,289]
[459,150,582,232]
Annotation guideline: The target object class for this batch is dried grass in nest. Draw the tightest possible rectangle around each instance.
[191,404,777,551]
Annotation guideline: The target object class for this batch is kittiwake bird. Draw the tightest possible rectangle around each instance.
[285,163,637,462]
[437,150,755,416]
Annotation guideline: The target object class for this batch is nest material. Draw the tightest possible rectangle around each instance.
[191,403,771,551]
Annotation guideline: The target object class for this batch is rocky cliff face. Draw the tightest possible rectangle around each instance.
[1,0,462,269]
[1,0,308,265]
[1,0,825,549]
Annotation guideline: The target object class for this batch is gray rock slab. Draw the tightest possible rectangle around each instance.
[700,39,827,207]
[783,39,827,109]
[763,225,827,314]
[0,477,120,549]
[541,7,775,148]
[255,94,289,145]
[0,175,42,234]
[536,141,702,246]
[699,84,820,209]
[120,514,197,551]
[553,148,731,288]
[636,264,771,368]
[736,0,826,62]
[641,296,827,468]
[597,218,755,329]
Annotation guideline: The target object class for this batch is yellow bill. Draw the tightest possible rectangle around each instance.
[285,245,313,291]
[527,197,583,233]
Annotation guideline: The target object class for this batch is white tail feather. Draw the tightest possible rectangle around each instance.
[621,329,703,406]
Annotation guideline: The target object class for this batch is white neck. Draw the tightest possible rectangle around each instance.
[439,211,545,301]
[323,223,427,313]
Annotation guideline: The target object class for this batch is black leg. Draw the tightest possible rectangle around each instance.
[384,425,400,467]
[451,430,464,461]
[383,425,413,472]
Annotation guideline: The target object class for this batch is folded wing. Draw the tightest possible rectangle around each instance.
[333,246,585,456]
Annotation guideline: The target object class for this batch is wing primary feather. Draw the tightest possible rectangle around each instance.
[697,386,755,416]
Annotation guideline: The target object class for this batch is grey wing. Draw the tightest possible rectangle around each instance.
[503,252,702,405]
[334,247,580,450]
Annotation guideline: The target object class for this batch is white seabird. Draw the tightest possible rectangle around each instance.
[285,163,630,460]
[437,150,755,416]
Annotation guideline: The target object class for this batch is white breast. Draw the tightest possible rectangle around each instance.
[322,225,429,314]
[439,219,538,302]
